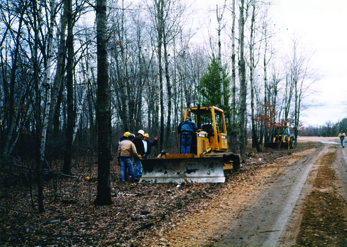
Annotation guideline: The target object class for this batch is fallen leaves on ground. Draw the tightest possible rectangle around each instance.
[0,143,318,246]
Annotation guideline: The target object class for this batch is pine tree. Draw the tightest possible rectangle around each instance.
[197,55,231,116]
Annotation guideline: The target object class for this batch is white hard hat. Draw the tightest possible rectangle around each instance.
[138,130,145,135]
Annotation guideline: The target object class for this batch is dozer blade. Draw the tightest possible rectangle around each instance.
[140,157,225,183]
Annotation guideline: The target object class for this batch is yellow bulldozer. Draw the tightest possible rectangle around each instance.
[140,106,240,183]
[266,119,294,150]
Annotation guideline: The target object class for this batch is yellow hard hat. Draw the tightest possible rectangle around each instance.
[144,133,149,138]
[124,131,131,137]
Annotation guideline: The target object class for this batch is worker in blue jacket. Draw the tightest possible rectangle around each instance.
[142,133,158,159]
[178,117,198,154]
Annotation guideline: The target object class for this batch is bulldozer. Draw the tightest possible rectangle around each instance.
[140,106,240,183]
[266,119,294,150]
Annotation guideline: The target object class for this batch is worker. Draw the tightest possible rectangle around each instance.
[117,131,131,180]
[133,130,145,179]
[142,133,158,159]
[117,134,138,182]
[283,125,290,141]
[118,131,130,146]
[178,117,198,154]
[339,130,346,148]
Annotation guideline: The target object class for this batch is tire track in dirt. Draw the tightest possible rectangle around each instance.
[262,148,321,247]
[144,145,323,246]
[213,146,324,247]
[335,146,347,201]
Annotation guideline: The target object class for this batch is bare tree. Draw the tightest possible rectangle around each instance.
[248,0,261,152]
[49,1,67,137]
[121,0,130,131]
[40,0,57,175]
[152,0,165,150]
[229,0,237,153]
[216,2,226,106]
[238,0,247,163]
[94,0,112,206]
[281,70,294,123]
[63,0,75,175]
[31,0,45,213]
[258,4,275,147]
[289,38,317,146]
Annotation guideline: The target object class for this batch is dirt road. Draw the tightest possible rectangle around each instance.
[145,137,347,246]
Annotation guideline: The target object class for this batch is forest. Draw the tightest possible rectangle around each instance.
[1,0,318,211]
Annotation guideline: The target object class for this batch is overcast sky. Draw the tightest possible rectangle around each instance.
[269,0,347,126]
[197,0,347,127]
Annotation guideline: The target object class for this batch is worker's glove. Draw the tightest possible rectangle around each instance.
[138,154,142,159]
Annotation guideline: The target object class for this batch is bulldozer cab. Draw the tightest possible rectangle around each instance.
[181,106,228,155]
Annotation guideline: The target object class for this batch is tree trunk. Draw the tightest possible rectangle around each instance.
[53,81,64,134]
[88,72,96,152]
[73,79,88,144]
[63,0,74,175]
[263,27,269,146]
[230,0,237,153]
[40,0,56,170]
[283,73,294,122]
[94,0,112,206]
[249,2,261,152]
[121,0,129,130]
[32,0,44,213]
[155,0,164,150]
[216,4,225,106]
[49,3,67,136]
[294,78,300,147]
[137,28,144,132]
[239,0,247,163]
[164,32,171,146]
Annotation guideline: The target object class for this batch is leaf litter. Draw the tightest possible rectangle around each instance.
[0,142,319,246]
